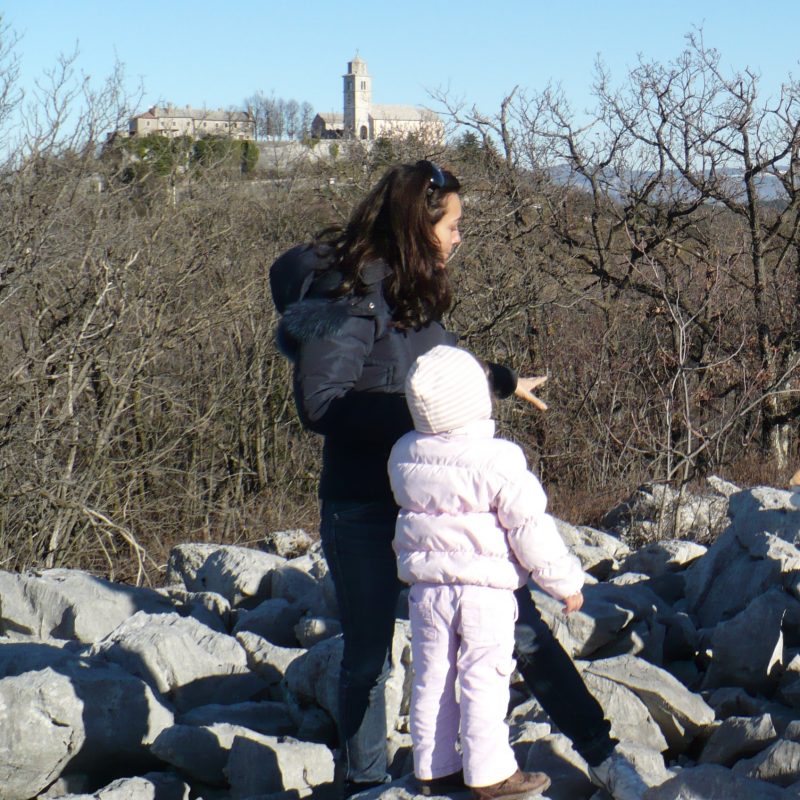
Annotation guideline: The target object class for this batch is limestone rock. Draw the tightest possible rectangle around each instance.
[269,564,324,614]
[621,540,707,577]
[732,738,800,787]
[518,732,599,800]
[529,587,632,659]
[601,482,729,543]
[702,589,792,694]
[166,544,286,606]
[261,528,314,559]
[778,675,800,709]
[178,700,296,737]
[282,634,342,721]
[158,587,231,633]
[388,619,414,723]
[164,543,221,587]
[0,637,85,676]
[90,611,257,710]
[296,706,337,745]
[282,621,412,734]
[611,740,674,789]
[0,660,173,800]
[0,568,175,643]
[574,525,632,560]
[236,630,305,684]
[583,655,715,751]
[54,772,191,799]
[150,722,259,785]
[232,597,305,646]
[684,488,800,627]
[335,777,416,800]
[62,661,174,771]
[294,616,342,648]
[0,667,85,799]
[37,773,95,799]
[698,714,778,766]
[577,668,669,752]
[784,720,800,742]
[644,763,788,799]
[530,581,663,659]
[224,733,335,797]
[555,520,624,579]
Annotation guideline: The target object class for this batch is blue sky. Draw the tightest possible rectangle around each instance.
[3,0,799,125]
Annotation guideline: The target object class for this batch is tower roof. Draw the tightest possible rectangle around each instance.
[346,55,369,76]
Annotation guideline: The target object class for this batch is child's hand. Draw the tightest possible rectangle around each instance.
[562,592,584,615]
[515,376,548,411]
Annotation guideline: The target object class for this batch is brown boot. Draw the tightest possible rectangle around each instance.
[471,769,551,800]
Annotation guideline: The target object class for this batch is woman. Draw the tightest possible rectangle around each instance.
[274,160,644,800]
[275,161,466,795]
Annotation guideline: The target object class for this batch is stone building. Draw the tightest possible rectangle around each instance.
[311,56,442,142]
[128,105,255,140]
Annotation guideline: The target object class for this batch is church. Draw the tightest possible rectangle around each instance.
[312,56,442,142]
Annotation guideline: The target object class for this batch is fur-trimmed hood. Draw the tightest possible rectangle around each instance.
[275,257,391,360]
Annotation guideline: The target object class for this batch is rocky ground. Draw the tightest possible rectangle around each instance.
[1,478,799,800]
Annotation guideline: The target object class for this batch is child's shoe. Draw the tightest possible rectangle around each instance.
[471,769,551,800]
[588,751,648,800]
[418,770,466,796]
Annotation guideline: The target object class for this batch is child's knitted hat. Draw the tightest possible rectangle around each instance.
[405,345,492,434]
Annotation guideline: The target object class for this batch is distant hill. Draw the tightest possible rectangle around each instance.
[547,163,788,206]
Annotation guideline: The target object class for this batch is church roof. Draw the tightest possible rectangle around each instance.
[315,112,344,125]
[370,104,439,122]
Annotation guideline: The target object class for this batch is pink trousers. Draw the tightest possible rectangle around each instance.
[408,582,519,788]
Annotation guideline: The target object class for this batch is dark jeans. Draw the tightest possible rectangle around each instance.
[320,499,401,786]
[513,584,617,767]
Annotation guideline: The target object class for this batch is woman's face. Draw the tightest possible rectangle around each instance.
[432,192,462,265]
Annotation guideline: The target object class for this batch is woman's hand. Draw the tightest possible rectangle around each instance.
[514,376,548,411]
[562,592,584,615]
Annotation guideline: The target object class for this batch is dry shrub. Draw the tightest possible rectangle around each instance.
[0,31,797,582]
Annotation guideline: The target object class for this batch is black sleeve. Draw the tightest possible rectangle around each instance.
[292,313,411,446]
[486,362,518,399]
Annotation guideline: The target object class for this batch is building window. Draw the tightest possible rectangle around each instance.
[360,81,366,90]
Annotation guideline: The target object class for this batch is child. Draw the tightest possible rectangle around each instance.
[389,345,585,800]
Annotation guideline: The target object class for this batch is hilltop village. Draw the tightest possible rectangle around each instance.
[126,56,442,144]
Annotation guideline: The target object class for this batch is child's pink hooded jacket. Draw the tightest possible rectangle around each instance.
[388,345,584,600]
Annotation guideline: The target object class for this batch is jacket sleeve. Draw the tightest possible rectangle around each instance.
[486,362,518,399]
[493,454,584,600]
[292,313,414,446]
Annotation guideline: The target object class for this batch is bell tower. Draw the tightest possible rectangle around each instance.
[343,55,371,139]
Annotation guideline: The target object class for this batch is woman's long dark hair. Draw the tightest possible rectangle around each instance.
[316,160,460,329]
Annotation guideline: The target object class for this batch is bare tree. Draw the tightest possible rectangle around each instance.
[300,101,314,140]
[432,32,798,498]
[284,98,299,140]
[244,90,269,140]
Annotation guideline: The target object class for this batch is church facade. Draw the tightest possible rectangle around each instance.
[312,57,442,142]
